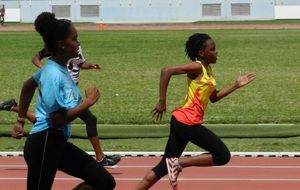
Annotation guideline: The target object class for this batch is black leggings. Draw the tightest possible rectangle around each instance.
[152,117,231,179]
[79,108,98,138]
[24,129,115,190]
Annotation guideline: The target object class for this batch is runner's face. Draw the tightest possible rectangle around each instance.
[63,25,80,59]
[202,39,218,64]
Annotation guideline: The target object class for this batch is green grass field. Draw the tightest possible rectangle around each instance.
[0,27,299,151]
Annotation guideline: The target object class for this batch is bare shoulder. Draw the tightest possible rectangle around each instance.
[188,61,202,73]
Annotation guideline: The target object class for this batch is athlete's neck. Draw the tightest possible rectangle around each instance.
[50,56,68,67]
[197,59,209,68]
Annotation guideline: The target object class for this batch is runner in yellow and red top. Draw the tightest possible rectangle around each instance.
[135,33,256,190]
[172,60,216,125]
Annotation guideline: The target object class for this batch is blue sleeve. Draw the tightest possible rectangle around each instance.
[36,61,81,114]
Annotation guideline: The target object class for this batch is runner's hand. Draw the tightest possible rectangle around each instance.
[92,64,101,70]
[235,72,256,88]
[11,122,24,139]
[151,100,166,121]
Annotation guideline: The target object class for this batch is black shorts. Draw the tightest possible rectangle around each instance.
[24,128,115,190]
[152,116,231,179]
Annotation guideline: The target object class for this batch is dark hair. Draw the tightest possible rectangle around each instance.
[185,33,211,61]
[34,12,72,54]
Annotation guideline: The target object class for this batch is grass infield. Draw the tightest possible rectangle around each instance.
[0,24,299,151]
[0,29,299,125]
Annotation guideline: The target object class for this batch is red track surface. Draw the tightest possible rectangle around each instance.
[1,156,300,190]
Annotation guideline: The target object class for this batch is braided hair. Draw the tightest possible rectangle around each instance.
[185,33,211,61]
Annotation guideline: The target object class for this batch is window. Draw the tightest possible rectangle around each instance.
[81,5,99,17]
[231,3,250,16]
[202,4,221,16]
[52,5,71,18]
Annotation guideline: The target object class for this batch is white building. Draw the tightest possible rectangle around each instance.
[1,0,300,23]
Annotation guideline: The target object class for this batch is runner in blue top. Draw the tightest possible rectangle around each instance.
[0,42,121,166]
[31,59,81,138]
[31,45,121,166]
[11,12,115,190]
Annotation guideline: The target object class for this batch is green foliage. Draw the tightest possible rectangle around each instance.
[0,123,299,151]
[1,123,299,138]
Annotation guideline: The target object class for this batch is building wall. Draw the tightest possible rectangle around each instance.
[0,0,299,23]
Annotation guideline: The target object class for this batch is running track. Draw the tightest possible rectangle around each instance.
[1,156,300,190]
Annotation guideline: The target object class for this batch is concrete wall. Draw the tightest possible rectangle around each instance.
[0,0,299,23]
[275,5,300,19]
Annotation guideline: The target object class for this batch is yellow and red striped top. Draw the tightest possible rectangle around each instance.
[172,61,216,125]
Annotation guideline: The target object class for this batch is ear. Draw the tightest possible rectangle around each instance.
[198,50,205,58]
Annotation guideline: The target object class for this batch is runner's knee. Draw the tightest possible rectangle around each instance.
[83,161,116,190]
[152,158,168,179]
[213,151,231,166]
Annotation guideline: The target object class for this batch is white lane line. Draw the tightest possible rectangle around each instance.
[116,178,300,182]
[2,151,300,157]
[1,177,300,182]
[2,165,300,169]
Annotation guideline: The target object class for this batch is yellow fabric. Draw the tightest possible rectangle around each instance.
[172,60,216,125]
